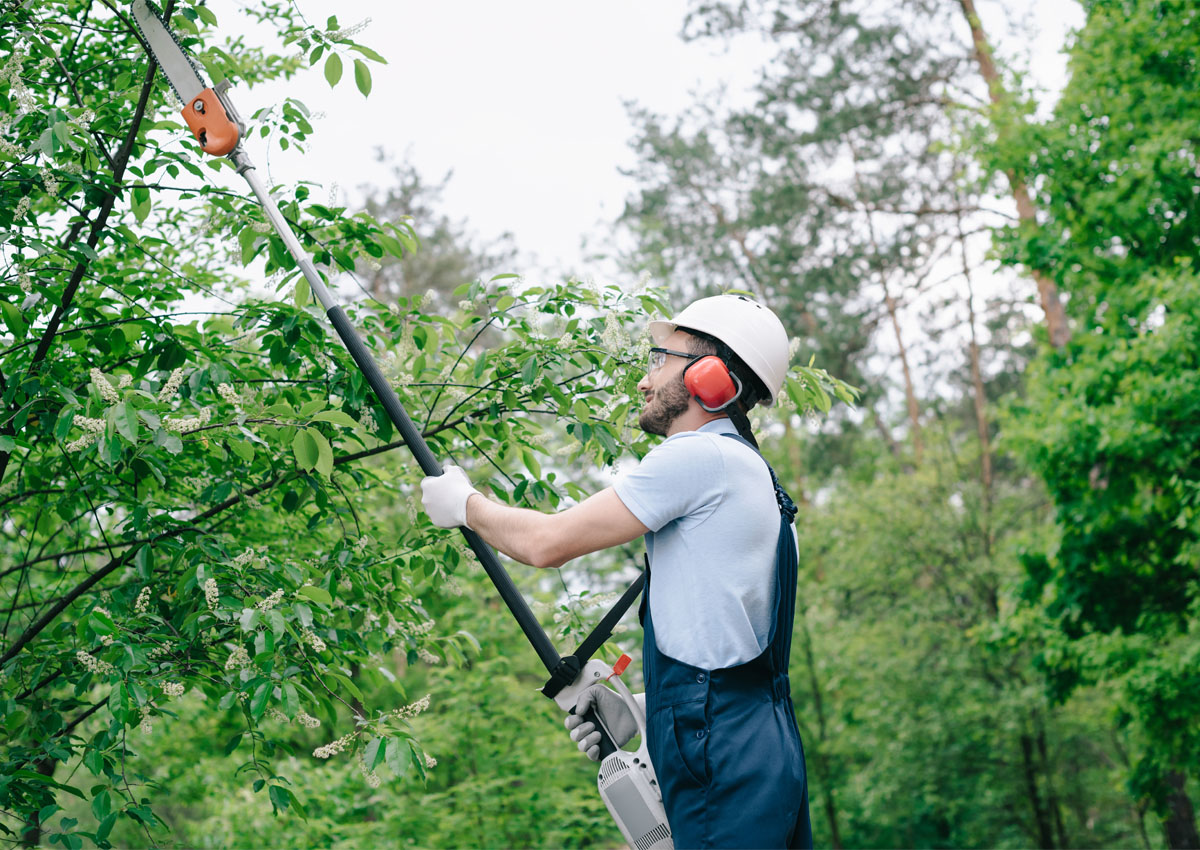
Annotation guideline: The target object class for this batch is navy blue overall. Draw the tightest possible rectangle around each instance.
[639,433,812,849]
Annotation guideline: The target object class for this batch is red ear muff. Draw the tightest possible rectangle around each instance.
[683,356,742,412]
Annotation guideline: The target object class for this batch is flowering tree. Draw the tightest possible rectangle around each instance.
[0,2,852,846]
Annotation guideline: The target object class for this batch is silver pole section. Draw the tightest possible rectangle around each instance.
[230,150,337,313]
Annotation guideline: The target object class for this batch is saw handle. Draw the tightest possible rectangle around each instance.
[570,703,619,760]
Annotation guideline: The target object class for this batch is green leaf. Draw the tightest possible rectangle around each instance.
[250,682,271,719]
[521,356,538,384]
[1,301,27,338]
[239,608,260,631]
[299,398,327,417]
[0,435,14,452]
[96,813,117,842]
[131,186,151,223]
[307,427,334,478]
[292,429,319,471]
[311,409,358,428]
[113,401,139,443]
[282,683,298,719]
[89,609,116,635]
[228,438,255,463]
[153,429,183,454]
[365,736,384,770]
[294,278,310,307]
[385,738,408,779]
[348,42,386,63]
[91,789,111,821]
[268,784,290,812]
[223,732,243,755]
[297,585,332,606]
[324,53,343,87]
[353,59,371,96]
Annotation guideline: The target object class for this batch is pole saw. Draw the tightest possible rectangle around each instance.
[129,3,671,847]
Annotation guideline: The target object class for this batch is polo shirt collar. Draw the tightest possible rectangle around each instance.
[697,418,737,436]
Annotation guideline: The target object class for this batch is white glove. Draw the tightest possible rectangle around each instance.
[564,686,643,761]
[419,465,480,529]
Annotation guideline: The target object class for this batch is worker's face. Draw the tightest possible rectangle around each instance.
[637,330,694,436]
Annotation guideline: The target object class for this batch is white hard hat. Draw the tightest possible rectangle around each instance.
[649,294,790,406]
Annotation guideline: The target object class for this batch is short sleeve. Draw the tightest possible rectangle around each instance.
[612,434,725,532]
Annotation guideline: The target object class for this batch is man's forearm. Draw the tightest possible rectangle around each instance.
[465,494,564,569]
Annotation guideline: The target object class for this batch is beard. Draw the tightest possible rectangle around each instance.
[638,374,692,436]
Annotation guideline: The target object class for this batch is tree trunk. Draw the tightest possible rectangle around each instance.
[796,614,843,849]
[883,287,923,465]
[956,0,1071,349]
[781,419,810,507]
[870,405,903,460]
[21,757,57,847]
[1035,721,1068,849]
[851,152,923,463]
[1163,770,1199,850]
[958,211,994,555]
[1020,732,1056,848]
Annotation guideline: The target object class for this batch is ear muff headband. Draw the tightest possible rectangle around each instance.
[683,356,743,412]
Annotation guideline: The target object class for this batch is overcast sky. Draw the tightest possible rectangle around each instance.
[241,1,1084,285]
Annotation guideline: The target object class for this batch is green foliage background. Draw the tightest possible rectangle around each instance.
[1,0,1197,849]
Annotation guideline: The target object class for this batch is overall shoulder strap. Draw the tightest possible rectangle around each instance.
[720,432,798,522]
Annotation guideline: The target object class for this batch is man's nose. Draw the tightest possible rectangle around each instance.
[636,373,651,392]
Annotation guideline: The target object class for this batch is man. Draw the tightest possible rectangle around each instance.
[420,294,812,849]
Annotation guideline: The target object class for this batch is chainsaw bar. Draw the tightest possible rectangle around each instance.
[131,0,208,104]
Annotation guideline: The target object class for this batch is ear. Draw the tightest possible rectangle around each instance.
[683,356,742,412]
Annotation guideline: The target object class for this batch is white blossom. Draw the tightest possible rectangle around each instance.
[357,750,382,788]
[217,383,240,405]
[163,407,212,433]
[157,368,185,402]
[76,650,114,675]
[162,681,185,698]
[256,588,285,611]
[90,368,120,403]
[313,730,355,759]
[232,548,255,568]
[139,705,154,734]
[423,753,437,769]
[600,313,630,354]
[13,196,31,218]
[117,374,132,389]
[66,433,97,452]
[301,628,327,653]
[203,578,220,610]
[329,17,372,40]
[392,694,430,720]
[17,268,31,293]
[74,415,106,434]
[39,168,60,195]
[298,711,321,729]
[224,644,251,670]
[416,648,440,665]
[409,619,435,637]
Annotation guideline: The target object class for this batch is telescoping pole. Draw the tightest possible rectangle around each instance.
[231,149,627,757]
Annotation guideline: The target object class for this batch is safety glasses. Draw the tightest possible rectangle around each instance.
[647,346,698,373]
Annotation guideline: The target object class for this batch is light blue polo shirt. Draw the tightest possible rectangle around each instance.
[613,418,782,670]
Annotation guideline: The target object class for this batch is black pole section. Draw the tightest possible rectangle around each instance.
[326,305,560,671]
